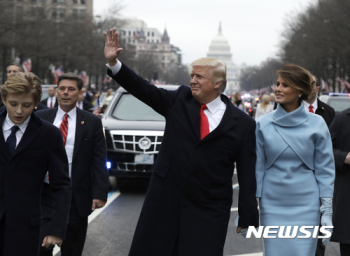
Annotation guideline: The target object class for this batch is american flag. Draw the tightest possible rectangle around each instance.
[22,59,32,73]
[80,71,87,85]
[103,76,112,84]
[52,66,64,84]
[339,78,350,89]
[93,94,101,116]
[321,79,330,92]
[93,106,101,116]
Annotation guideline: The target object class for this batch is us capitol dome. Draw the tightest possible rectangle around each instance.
[207,22,244,93]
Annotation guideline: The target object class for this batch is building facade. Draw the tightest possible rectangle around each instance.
[207,23,244,93]
[1,0,93,21]
[117,19,182,70]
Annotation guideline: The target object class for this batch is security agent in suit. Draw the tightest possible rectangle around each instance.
[0,64,24,108]
[303,76,335,256]
[0,72,71,256]
[36,72,108,256]
[104,29,258,256]
[1,64,48,112]
[329,108,350,255]
[41,87,59,109]
[82,87,92,103]
[76,93,93,112]
[303,77,335,128]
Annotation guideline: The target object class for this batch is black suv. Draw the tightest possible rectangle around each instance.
[102,85,179,190]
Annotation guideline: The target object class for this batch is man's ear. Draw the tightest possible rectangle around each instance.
[214,81,222,90]
[1,96,5,104]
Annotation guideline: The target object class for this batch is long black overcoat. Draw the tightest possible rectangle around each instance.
[330,107,350,244]
[0,110,71,256]
[108,64,259,256]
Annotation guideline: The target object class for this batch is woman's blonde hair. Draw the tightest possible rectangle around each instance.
[1,72,42,103]
[260,94,271,111]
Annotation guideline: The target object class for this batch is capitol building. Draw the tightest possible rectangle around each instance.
[207,23,244,93]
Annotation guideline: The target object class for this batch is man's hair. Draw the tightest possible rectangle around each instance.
[276,64,313,101]
[191,57,227,93]
[1,72,42,103]
[57,72,83,90]
[7,63,24,72]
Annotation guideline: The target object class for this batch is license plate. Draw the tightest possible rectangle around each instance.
[135,154,154,164]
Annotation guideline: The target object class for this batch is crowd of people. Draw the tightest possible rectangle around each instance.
[0,27,349,256]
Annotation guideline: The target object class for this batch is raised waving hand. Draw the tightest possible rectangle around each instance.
[104,28,123,66]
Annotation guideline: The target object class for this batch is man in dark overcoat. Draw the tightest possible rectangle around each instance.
[329,107,350,256]
[303,76,335,256]
[104,28,259,256]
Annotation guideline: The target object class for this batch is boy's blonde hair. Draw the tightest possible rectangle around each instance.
[1,72,42,103]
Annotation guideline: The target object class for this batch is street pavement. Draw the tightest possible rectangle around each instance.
[53,174,340,256]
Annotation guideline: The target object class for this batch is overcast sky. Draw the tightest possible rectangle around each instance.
[94,0,317,66]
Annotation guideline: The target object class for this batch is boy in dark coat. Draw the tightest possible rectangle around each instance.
[0,72,71,256]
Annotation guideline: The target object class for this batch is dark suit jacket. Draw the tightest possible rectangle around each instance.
[36,107,108,217]
[82,99,93,112]
[0,110,71,255]
[84,92,92,103]
[41,97,58,109]
[315,98,335,127]
[108,64,259,256]
[329,108,350,244]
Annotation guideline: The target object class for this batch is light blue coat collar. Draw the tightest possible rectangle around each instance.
[272,103,308,127]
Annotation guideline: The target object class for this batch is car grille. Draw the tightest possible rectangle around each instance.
[110,130,164,154]
[117,163,153,172]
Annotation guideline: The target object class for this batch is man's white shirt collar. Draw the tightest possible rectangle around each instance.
[205,95,225,114]
[303,99,318,113]
[57,106,77,121]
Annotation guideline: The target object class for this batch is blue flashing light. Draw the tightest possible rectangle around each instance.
[106,161,111,169]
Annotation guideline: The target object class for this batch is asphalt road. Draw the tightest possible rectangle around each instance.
[53,174,340,256]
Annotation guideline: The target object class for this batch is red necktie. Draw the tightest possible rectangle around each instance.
[60,114,69,145]
[309,105,314,113]
[50,98,53,108]
[200,104,209,139]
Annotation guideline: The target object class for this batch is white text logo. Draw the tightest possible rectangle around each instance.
[246,226,333,239]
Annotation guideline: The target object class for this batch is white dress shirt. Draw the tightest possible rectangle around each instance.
[44,106,77,183]
[303,99,318,113]
[47,96,57,108]
[76,101,83,109]
[204,95,226,132]
[106,61,227,133]
[2,114,31,148]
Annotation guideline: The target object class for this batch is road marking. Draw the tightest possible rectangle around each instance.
[232,183,239,189]
[53,191,121,255]
[231,207,238,212]
[228,253,263,256]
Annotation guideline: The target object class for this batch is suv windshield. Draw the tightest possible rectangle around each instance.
[112,93,165,121]
[327,98,350,112]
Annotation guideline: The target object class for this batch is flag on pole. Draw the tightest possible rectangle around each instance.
[80,71,87,86]
[22,59,32,73]
[93,94,101,116]
[321,79,330,93]
[52,66,64,84]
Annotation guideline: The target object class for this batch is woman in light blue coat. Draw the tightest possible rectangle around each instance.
[255,64,335,256]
